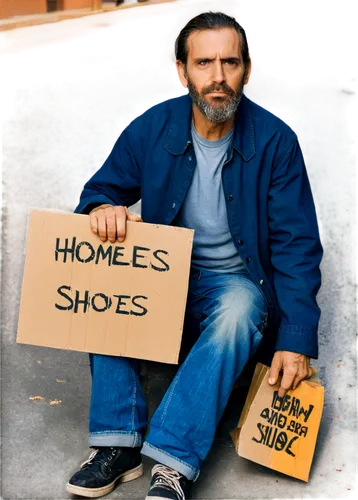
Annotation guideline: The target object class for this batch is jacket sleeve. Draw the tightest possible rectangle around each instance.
[74,124,141,215]
[268,137,323,359]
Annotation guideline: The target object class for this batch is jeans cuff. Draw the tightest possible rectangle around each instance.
[141,441,200,481]
[89,431,143,448]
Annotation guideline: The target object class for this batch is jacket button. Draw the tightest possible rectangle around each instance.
[238,240,243,245]
[246,257,252,263]
[172,202,176,209]
[260,279,264,286]
[228,194,234,201]
[189,156,192,161]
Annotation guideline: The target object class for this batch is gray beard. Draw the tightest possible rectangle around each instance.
[186,78,244,124]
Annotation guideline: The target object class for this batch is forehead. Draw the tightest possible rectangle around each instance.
[186,28,242,58]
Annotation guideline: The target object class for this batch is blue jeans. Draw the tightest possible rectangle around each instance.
[88,267,268,481]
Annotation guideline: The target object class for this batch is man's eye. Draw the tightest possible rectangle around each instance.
[198,60,209,66]
[225,60,238,66]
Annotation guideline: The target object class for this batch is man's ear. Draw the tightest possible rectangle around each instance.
[243,58,252,85]
[176,61,188,88]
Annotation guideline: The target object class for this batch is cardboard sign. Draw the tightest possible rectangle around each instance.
[230,363,324,482]
[17,209,194,364]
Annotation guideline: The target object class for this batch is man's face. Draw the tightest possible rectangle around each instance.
[177,28,251,123]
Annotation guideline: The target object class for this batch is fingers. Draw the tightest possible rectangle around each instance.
[268,352,282,386]
[117,207,142,240]
[125,206,143,222]
[89,212,98,236]
[269,352,312,396]
[88,205,142,242]
[280,354,310,396]
[279,368,296,397]
[115,206,127,242]
[106,208,117,244]
[89,203,112,238]
[292,361,318,390]
[89,205,126,243]
[90,210,107,241]
[96,209,108,242]
[292,375,302,391]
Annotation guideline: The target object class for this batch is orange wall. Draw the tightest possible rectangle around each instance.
[60,0,94,9]
[0,1,103,19]
[0,1,47,19]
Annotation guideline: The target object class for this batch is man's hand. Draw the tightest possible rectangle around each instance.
[89,204,143,243]
[268,351,313,397]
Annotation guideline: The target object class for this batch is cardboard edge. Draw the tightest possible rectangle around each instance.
[229,363,269,449]
[171,228,194,365]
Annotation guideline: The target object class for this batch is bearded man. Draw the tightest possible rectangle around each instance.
[67,11,323,500]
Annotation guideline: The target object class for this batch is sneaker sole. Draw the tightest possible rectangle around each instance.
[66,463,143,498]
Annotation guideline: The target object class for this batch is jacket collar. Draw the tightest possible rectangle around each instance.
[164,93,255,161]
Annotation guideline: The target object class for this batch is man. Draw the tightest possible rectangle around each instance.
[67,12,323,500]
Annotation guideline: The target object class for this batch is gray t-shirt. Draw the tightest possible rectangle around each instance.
[176,123,244,272]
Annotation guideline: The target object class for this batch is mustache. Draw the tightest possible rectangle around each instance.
[202,83,236,96]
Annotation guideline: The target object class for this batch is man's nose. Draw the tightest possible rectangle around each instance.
[211,61,225,84]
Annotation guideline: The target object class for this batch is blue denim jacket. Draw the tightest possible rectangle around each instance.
[75,94,323,359]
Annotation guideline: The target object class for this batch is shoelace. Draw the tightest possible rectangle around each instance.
[80,448,117,469]
[150,464,186,500]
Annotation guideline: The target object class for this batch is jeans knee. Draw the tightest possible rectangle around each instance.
[203,288,266,349]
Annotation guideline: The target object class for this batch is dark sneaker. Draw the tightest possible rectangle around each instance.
[67,446,143,498]
[145,464,192,500]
